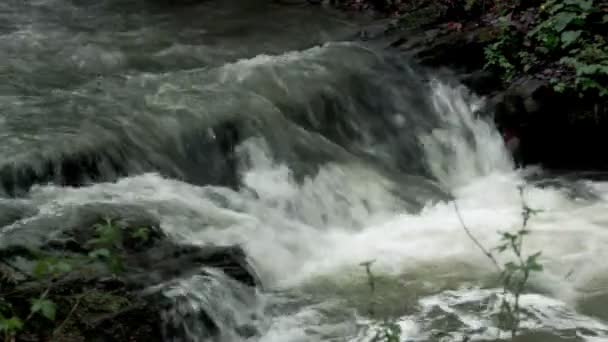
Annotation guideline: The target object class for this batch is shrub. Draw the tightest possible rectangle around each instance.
[484,0,607,97]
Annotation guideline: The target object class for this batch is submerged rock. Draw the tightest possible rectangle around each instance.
[0,203,260,341]
[0,119,243,197]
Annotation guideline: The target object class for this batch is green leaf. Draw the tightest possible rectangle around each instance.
[30,298,56,321]
[108,255,124,274]
[548,3,564,14]
[0,316,23,333]
[603,14,608,24]
[554,82,568,93]
[576,64,607,76]
[525,252,544,272]
[542,33,561,51]
[34,260,51,279]
[528,23,544,37]
[501,232,516,241]
[92,218,123,247]
[564,0,593,11]
[553,12,578,32]
[89,248,111,259]
[53,261,73,274]
[495,244,508,253]
[561,30,582,48]
[131,227,150,242]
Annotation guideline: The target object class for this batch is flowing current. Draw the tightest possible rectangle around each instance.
[3,0,608,341]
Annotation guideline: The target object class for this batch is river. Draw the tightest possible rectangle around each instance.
[2,0,608,341]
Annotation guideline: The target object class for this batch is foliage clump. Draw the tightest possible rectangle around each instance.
[0,218,154,341]
[483,0,607,97]
[352,0,606,98]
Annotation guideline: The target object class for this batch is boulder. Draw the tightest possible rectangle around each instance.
[485,76,608,169]
[0,120,243,197]
[0,204,260,341]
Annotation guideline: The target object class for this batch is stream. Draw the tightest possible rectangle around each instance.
[3,0,608,341]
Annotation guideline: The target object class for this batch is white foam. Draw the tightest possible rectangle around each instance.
[420,81,513,188]
[15,78,608,340]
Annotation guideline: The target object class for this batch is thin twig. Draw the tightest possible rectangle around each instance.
[53,294,84,337]
[359,260,376,316]
[86,302,144,328]
[452,198,502,271]
[359,260,376,294]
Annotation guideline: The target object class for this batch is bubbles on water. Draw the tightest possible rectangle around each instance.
[69,44,126,72]
[350,288,608,342]
[237,137,403,229]
[158,269,264,342]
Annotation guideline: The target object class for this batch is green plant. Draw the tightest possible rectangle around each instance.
[531,0,594,48]
[132,227,151,242]
[372,320,402,342]
[88,217,126,273]
[484,17,523,83]
[359,260,404,342]
[0,217,128,340]
[0,314,23,341]
[530,0,607,95]
[360,187,543,341]
[559,37,608,96]
[454,186,543,338]
[0,254,71,339]
[360,260,377,317]
[484,0,607,96]
[0,296,22,341]
[493,189,543,337]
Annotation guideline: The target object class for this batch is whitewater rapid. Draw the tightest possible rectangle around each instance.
[16,73,608,341]
[3,0,608,337]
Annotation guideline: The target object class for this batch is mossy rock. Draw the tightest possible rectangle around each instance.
[0,204,260,341]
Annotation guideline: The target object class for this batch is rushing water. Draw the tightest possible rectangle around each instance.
[3,0,608,341]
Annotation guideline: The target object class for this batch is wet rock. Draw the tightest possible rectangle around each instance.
[0,200,38,227]
[487,76,608,169]
[490,77,552,132]
[0,119,244,197]
[0,203,260,341]
[459,69,502,95]
[400,25,498,72]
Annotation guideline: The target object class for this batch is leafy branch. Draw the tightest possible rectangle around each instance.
[484,0,607,97]
[454,186,543,338]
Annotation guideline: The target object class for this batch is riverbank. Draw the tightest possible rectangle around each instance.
[342,0,608,170]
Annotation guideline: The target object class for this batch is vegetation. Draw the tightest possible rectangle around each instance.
[483,0,607,97]
[337,0,606,98]
[493,187,543,338]
[359,260,403,342]
[365,187,542,341]
[0,218,152,341]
